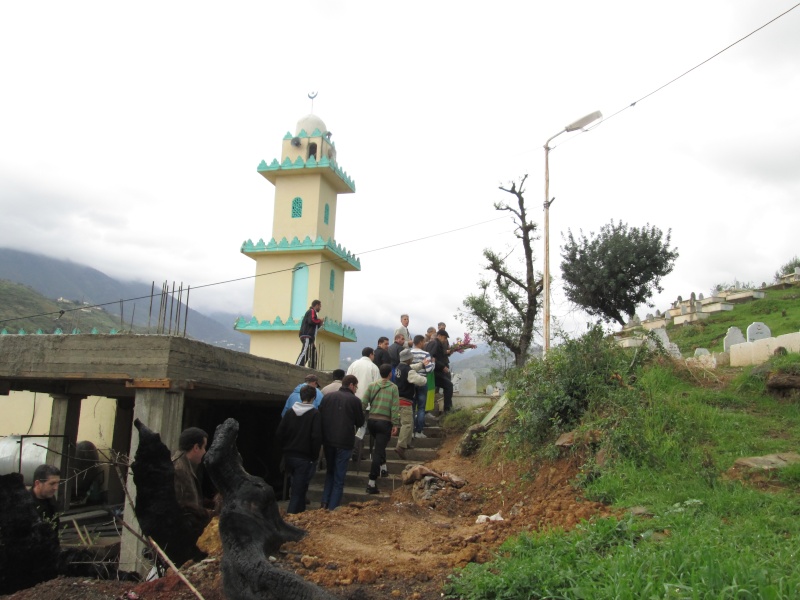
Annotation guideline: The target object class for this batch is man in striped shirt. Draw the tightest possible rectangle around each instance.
[410,335,434,438]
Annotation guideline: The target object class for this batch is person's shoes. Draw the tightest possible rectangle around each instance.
[320,502,328,510]
[394,446,406,459]
[416,432,427,439]
[365,485,379,495]
[380,467,389,478]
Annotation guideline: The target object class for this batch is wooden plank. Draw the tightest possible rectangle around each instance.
[126,378,171,389]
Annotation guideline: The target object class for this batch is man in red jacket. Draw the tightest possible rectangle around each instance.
[296,300,323,368]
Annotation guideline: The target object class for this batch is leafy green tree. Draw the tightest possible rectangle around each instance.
[459,175,542,367]
[774,255,800,282]
[560,220,678,326]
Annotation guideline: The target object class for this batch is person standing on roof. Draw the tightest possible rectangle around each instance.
[296,300,323,368]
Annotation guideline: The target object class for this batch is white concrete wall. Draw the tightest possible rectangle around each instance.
[729,332,800,367]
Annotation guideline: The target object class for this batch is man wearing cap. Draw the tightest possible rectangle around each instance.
[427,329,454,413]
[410,335,435,438]
[281,374,324,417]
[394,348,428,457]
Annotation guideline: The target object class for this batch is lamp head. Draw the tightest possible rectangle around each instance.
[565,110,603,132]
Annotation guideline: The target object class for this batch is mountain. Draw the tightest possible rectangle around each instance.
[0,248,249,351]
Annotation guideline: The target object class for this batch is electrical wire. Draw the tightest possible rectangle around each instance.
[0,215,509,326]
[551,2,800,149]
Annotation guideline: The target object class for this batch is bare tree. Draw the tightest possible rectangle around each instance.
[459,175,542,367]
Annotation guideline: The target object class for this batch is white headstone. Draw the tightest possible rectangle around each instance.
[485,384,494,395]
[747,322,771,343]
[458,369,477,395]
[698,293,704,300]
[694,348,710,356]
[723,327,746,352]
[647,328,683,358]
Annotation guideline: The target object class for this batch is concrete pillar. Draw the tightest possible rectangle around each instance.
[106,397,134,505]
[119,387,185,574]
[47,393,84,512]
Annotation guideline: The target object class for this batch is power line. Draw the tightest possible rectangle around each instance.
[552,2,800,149]
[0,215,509,326]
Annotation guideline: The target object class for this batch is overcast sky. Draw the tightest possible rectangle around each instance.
[1,1,798,344]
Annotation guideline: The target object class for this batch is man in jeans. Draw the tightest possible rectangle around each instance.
[361,364,399,494]
[410,335,434,437]
[276,385,322,514]
[318,375,364,510]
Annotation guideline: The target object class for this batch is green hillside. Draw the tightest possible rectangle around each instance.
[0,279,146,334]
[666,285,800,355]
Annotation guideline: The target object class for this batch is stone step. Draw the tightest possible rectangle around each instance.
[296,426,446,506]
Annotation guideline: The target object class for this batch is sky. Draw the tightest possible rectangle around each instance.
[1,1,799,345]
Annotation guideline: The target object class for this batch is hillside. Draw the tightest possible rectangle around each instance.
[0,248,249,351]
[663,286,800,355]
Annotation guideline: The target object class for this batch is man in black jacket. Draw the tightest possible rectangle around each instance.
[373,337,391,367]
[318,375,365,510]
[276,386,322,514]
[426,329,454,413]
[387,333,406,367]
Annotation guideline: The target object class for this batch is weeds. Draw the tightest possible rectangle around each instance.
[445,325,800,599]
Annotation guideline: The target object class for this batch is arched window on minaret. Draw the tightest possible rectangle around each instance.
[308,142,317,160]
[291,197,303,218]
[291,263,309,319]
[324,203,330,225]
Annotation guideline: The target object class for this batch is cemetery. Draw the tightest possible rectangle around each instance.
[615,278,800,368]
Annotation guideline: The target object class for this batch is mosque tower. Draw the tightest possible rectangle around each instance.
[235,113,359,370]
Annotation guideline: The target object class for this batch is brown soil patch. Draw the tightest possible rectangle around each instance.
[2,434,614,600]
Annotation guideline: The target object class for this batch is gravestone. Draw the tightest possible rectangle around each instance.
[747,322,771,342]
[458,369,477,395]
[647,328,682,358]
[724,326,746,352]
[694,348,710,357]
[698,293,704,301]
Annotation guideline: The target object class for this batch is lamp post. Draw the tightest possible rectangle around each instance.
[543,110,602,355]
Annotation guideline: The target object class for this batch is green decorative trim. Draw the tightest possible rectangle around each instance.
[241,235,361,270]
[234,315,357,341]
[283,131,293,140]
[256,154,356,193]
[0,327,118,335]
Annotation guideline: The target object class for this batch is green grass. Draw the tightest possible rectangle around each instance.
[445,337,800,599]
[667,287,800,356]
[0,279,144,334]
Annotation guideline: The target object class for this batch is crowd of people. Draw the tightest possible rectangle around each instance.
[279,313,458,512]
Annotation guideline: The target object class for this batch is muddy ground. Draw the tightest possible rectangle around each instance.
[2,435,614,600]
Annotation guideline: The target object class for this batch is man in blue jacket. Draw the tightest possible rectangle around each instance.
[281,374,323,417]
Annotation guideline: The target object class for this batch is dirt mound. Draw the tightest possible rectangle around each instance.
[1,434,614,600]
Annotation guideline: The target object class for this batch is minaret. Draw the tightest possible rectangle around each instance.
[235,113,359,370]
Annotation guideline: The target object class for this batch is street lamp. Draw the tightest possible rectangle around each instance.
[543,110,602,355]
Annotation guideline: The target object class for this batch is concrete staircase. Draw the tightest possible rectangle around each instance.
[306,421,445,506]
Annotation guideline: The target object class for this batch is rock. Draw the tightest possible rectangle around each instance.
[357,568,378,584]
[301,555,320,569]
[205,418,337,600]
